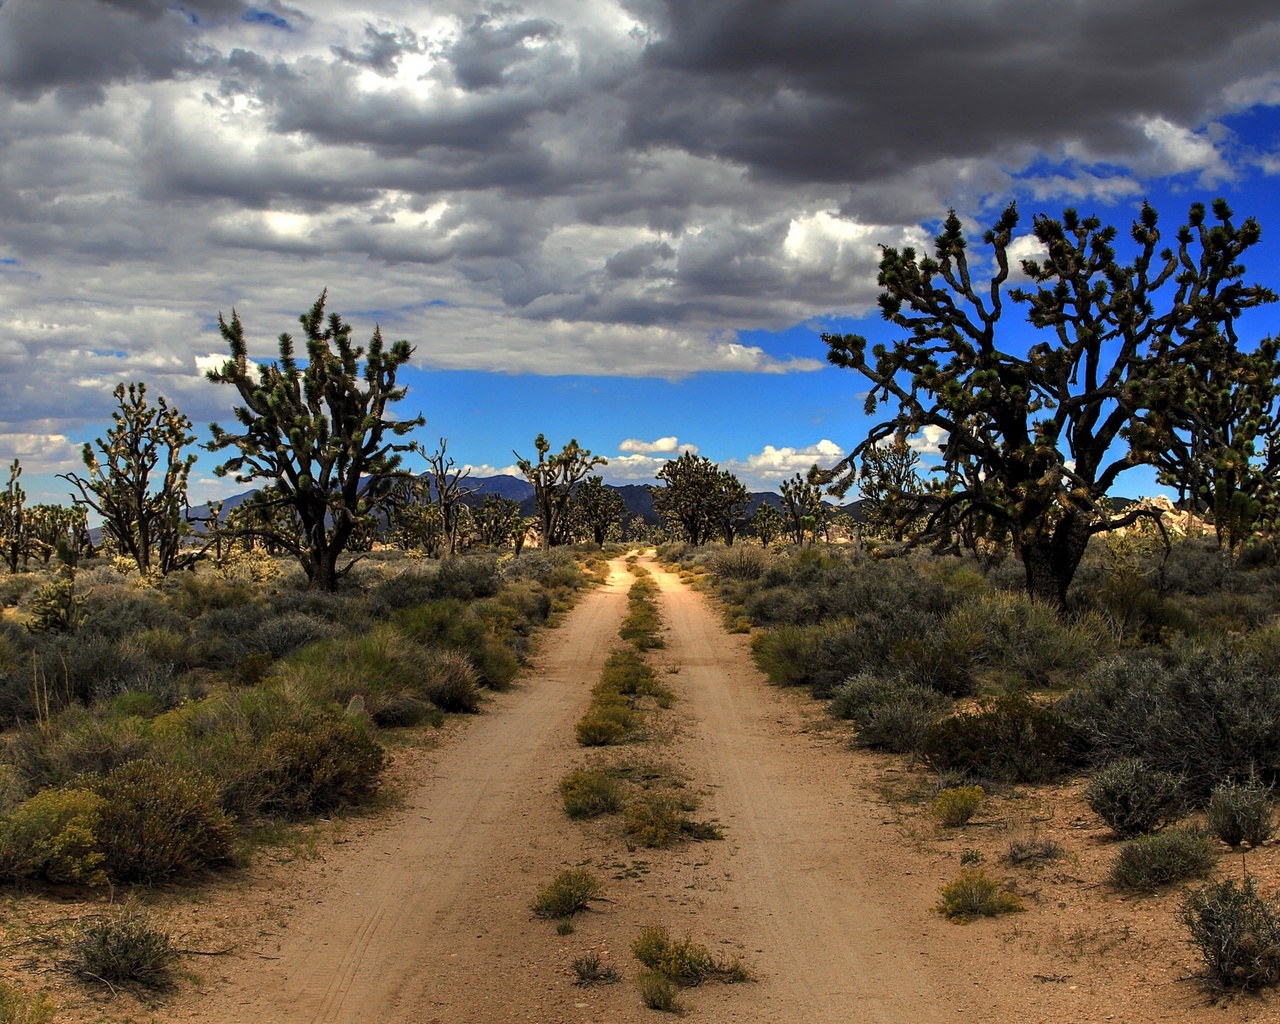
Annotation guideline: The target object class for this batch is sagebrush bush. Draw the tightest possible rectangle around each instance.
[937,868,1023,922]
[920,692,1078,783]
[1085,758,1186,837]
[931,785,984,827]
[1207,779,1275,849]
[560,769,624,819]
[828,673,949,753]
[1109,829,1217,893]
[258,720,386,818]
[68,911,177,990]
[631,924,748,986]
[1183,876,1280,990]
[531,868,602,918]
[93,760,236,883]
[1061,643,1280,795]
[0,787,106,885]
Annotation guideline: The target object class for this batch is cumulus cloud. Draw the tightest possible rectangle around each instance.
[725,439,845,488]
[619,436,682,454]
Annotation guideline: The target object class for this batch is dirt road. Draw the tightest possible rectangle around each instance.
[171,555,1251,1023]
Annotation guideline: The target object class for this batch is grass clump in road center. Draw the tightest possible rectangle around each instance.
[624,793,722,849]
[560,768,625,819]
[532,868,604,918]
[632,924,751,987]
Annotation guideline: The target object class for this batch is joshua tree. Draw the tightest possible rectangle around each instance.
[207,292,424,590]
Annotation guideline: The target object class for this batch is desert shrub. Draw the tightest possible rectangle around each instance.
[421,649,481,713]
[392,599,516,688]
[750,623,821,685]
[944,591,1112,686]
[531,868,602,918]
[78,591,185,642]
[1207,779,1275,849]
[1085,758,1187,838]
[429,556,503,600]
[829,673,949,753]
[249,613,332,659]
[1062,643,1280,795]
[623,794,721,848]
[268,588,352,624]
[1183,876,1280,990]
[258,720,386,818]
[931,785,984,827]
[636,971,680,1012]
[600,648,672,705]
[0,788,107,885]
[1003,836,1066,867]
[571,952,621,986]
[560,769,624,819]
[632,926,716,984]
[0,981,56,1024]
[937,868,1023,922]
[575,717,628,747]
[920,692,1078,783]
[888,630,976,697]
[1109,829,1217,893]
[92,760,236,883]
[5,707,153,793]
[707,545,769,581]
[68,911,177,990]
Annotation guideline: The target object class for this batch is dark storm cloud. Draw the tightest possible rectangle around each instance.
[0,0,245,104]
[624,0,1280,192]
[331,23,424,77]
[445,13,561,90]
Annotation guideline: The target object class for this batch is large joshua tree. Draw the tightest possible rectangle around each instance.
[206,292,424,591]
[823,200,1275,607]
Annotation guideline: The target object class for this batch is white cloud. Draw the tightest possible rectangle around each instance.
[619,436,684,454]
[1139,117,1232,185]
[725,439,845,489]
[907,425,948,456]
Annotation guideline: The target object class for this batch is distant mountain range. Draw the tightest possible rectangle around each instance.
[188,473,865,529]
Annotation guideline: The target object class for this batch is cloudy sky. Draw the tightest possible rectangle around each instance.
[3,0,1280,503]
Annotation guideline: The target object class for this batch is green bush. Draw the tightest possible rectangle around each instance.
[931,785,984,827]
[631,924,748,986]
[636,971,680,1012]
[1183,876,1280,990]
[937,868,1023,922]
[93,760,236,883]
[422,649,481,713]
[623,794,721,848]
[258,720,386,818]
[920,692,1078,783]
[1085,758,1186,838]
[575,717,628,747]
[1207,780,1275,849]
[1109,829,1218,893]
[560,769,624,819]
[68,911,177,990]
[0,788,106,885]
[531,868,602,918]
